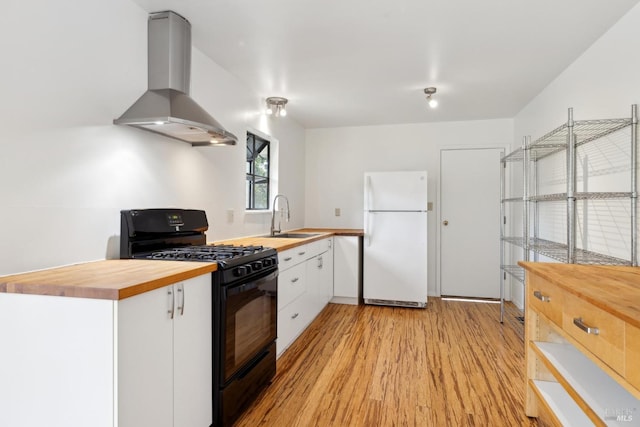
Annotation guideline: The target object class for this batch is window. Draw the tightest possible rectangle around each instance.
[246,132,270,210]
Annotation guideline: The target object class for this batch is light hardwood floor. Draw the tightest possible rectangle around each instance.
[235,298,538,426]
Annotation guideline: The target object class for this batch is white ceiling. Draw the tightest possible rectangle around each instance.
[130,0,639,129]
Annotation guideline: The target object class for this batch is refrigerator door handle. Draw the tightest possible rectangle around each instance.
[365,211,374,247]
[365,175,372,211]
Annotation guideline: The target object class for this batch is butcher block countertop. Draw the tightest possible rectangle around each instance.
[0,260,217,301]
[0,229,363,301]
[215,228,364,251]
[519,261,640,328]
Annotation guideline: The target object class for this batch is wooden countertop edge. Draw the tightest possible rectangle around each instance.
[117,264,217,300]
[297,228,365,237]
[519,261,640,328]
[0,260,217,301]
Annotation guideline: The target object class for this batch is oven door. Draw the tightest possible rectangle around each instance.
[222,269,277,383]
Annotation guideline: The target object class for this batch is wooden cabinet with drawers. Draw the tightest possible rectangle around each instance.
[520,262,640,426]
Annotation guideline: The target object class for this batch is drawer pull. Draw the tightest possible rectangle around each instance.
[291,313,299,319]
[533,290,550,302]
[291,277,299,283]
[298,251,306,256]
[573,317,599,335]
[283,257,293,261]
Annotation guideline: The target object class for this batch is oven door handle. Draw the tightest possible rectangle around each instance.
[226,270,278,296]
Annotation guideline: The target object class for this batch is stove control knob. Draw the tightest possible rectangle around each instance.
[233,266,247,277]
[262,258,272,267]
[252,261,263,270]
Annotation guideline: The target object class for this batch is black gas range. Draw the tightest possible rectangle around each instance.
[120,208,278,427]
[120,208,277,274]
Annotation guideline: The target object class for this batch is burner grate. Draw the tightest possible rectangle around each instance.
[146,244,267,261]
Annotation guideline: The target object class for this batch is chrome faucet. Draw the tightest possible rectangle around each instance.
[270,194,291,236]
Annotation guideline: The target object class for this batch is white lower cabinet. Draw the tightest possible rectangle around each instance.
[118,274,212,427]
[0,273,212,427]
[332,236,360,305]
[276,237,333,357]
[307,245,334,314]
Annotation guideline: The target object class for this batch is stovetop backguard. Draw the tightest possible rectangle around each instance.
[120,208,209,258]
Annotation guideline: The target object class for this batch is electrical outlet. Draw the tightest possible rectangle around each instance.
[427,202,433,211]
[335,208,341,217]
[227,209,234,223]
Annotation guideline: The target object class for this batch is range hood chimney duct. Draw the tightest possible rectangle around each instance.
[114,11,237,146]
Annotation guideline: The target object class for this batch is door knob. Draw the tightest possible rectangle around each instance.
[443,220,449,226]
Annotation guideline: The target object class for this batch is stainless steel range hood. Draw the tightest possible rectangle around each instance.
[114,11,237,146]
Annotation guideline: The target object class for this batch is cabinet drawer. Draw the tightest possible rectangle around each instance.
[528,274,563,326]
[278,246,305,271]
[292,243,312,261]
[278,263,306,310]
[626,323,640,390]
[277,296,308,355]
[562,292,625,374]
[306,237,332,258]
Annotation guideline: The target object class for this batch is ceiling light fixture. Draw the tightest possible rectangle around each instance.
[424,87,438,108]
[265,97,288,117]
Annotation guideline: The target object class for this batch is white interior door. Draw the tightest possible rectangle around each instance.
[440,148,502,298]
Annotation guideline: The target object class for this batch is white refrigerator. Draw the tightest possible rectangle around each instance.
[363,171,428,308]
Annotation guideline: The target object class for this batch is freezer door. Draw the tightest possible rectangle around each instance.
[365,171,428,212]
[363,211,427,305]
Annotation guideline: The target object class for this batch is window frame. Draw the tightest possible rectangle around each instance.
[246,132,271,210]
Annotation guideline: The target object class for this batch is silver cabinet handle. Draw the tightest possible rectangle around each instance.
[573,317,599,335]
[177,283,185,316]
[284,257,293,261]
[533,290,550,302]
[291,313,299,319]
[298,251,306,256]
[168,288,175,319]
[317,256,323,269]
[291,277,299,283]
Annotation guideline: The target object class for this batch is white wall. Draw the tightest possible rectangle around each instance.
[510,3,640,308]
[304,119,514,296]
[0,0,305,275]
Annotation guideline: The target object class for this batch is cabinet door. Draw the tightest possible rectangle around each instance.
[173,275,213,427]
[322,244,334,304]
[306,254,323,318]
[306,250,333,318]
[118,285,174,427]
[333,236,359,299]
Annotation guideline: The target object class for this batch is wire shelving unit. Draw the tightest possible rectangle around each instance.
[499,105,638,323]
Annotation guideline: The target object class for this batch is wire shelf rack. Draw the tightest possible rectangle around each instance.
[501,265,525,283]
[502,196,524,203]
[499,106,637,325]
[501,148,524,162]
[501,237,632,265]
[529,118,632,161]
[529,192,633,202]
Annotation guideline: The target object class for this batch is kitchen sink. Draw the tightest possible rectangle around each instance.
[263,232,321,238]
